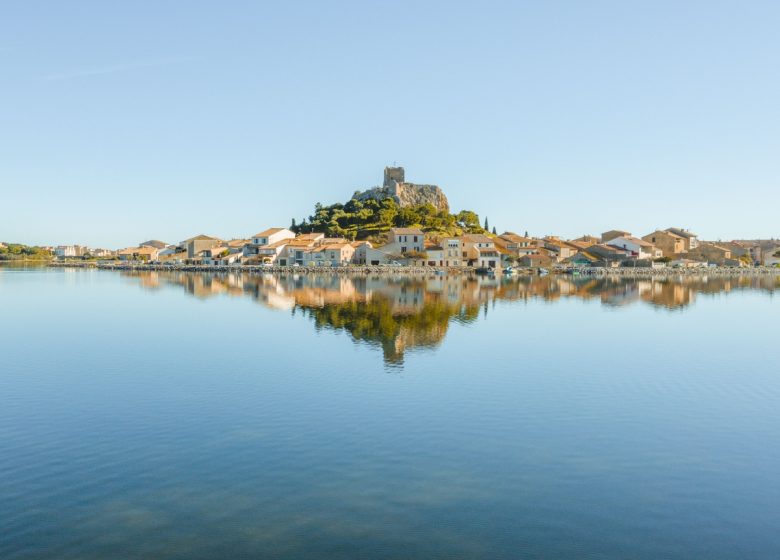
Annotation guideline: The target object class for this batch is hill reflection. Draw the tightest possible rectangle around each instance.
[124,272,779,364]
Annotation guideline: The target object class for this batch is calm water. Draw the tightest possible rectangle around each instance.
[1,267,779,559]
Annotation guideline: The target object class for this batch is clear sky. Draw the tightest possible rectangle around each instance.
[2,1,779,248]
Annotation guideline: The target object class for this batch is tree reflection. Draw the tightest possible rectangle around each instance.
[123,271,779,363]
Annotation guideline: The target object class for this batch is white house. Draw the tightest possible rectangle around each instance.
[425,244,445,266]
[351,241,372,264]
[302,241,355,266]
[606,236,660,259]
[251,227,295,247]
[460,235,500,268]
[55,245,80,257]
[364,228,426,265]
[389,228,425,253]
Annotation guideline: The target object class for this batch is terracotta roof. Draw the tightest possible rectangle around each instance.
[499,233,533,244]
[391,228,424,235]
[252,228,288,238]
[139,240,168,249]
[183,234,220,243]
[666,228,698,239]
[285,238,319,247]
[227,239,249,247]
[461,234,493,244]
[610,236,654,248]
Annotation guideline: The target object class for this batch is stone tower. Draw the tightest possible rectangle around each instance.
[383,166,405,188]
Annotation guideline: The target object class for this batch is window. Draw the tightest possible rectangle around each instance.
[414,236,418,242]
[401,247,407,253]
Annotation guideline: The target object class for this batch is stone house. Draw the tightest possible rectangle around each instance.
[460,234,499,268]
[665,228,699,251]
[280,233,326,266]
[441,237,464,267]
[519,253,553,268]
[694,242,732,265]
[118,246,160,262]
[184,235,222,259]
[302,241,355,266]
[363,228,426,265]
[542,236,576,261]
[642,230,686,257]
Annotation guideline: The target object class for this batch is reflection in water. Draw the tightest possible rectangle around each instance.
[125,271,779,364]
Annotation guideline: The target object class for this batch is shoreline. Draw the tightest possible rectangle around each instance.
[44,261,780,277]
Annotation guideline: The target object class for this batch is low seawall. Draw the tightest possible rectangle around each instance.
[47,261,780,278]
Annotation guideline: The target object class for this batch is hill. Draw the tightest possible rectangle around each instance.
[291,197,487,242]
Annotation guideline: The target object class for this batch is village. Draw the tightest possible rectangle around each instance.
[28,166,780,272]
[46,226,780,272]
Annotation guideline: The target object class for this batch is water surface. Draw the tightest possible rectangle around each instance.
[1,268,779,559]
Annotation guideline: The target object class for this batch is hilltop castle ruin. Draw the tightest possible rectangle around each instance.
[352,166,450,213]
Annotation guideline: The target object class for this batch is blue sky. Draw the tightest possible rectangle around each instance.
[2,1,779,248]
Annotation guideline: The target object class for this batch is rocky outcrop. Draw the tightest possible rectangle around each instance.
[351,166,450,213]
[353,183,450,213]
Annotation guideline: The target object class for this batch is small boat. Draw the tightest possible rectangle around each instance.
[503,266,515,275]
[475,267,495,276]
[538,268,549,276]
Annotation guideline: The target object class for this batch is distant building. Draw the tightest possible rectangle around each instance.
[183,235,222,259]
[118,246,160,262]
[693,242,732,265]
[572,235,600,246]
[601,230,632,243]
[642,230,686,257]
[665,228,699,251]
[249,228,295,247]
[606,236,661,260]
[54,245,86,258]
[139,240,168,250]
[460,234,500,268]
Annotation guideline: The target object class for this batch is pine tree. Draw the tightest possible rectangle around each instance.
[484,217,489,231]
[492,226,497,235]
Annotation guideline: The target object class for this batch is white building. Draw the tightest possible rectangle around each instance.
[606,236,661,260]
[244,228,296,259]
[55,245,81,257]
[364,228,425,265]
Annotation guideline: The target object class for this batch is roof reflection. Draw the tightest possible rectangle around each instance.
[122,272,779,364]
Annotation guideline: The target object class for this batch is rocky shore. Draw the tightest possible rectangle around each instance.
[47,261,780,278]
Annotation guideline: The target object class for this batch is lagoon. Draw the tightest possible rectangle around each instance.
[1,267,779,559]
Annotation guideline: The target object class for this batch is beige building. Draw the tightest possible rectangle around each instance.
[642,230,686,257]
[572,235,600,246]
[303,241,355,266]
[460,234,500,268]
[694,242,732,264]
[606,236,661,259]
[184,235,222,259]
[665,228,699,251]
[601,230,632,243]
[118,246,160,262]
[281,233,326,266]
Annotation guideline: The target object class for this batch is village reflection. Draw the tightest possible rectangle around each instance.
[126,272,779,364]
